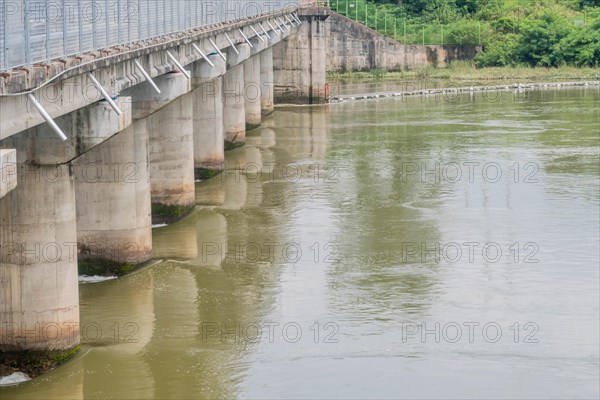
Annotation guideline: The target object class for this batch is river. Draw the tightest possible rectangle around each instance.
[2,86,599,399]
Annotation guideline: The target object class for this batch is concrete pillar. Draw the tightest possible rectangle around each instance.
[128,71,194,224]
[192,53,227,174]
[223,63,246,150]
[260,48,275,115]
[193,78,225,172]
[273,15,328,104]
[73,123,152,264]
[244,56,262,130]
[0,162,80,353]
[147,92,195,223]
[0,97,131,360]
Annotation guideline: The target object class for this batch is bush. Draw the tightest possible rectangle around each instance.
[475,34,520,67]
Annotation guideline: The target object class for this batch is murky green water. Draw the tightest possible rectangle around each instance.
[3,87,599,399]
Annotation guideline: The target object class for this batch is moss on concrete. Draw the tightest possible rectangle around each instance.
[151,203,194,225]
[78,258,136,277]
[224,141,245,151]
[0,345,81,378]
[245,122,261,131]
[195,168,222,181]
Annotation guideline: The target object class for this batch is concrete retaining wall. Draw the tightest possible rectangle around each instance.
[326,13,481,72]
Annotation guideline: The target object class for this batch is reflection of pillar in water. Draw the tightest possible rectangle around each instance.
[221,171,248,210]
[81,271,156,398]
[272,108,329,160]
[144,266,201,399]
[151,211,199,260]
[194,209,228,267]
[195,176,226,206]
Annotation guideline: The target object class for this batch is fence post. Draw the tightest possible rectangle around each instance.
[384,14,387,34]
[404,21,406,44]
[422,25,425,45]
[346,0,349,16]
[394,18,397,40]
[478,22,481,45]
[441,25,444,46]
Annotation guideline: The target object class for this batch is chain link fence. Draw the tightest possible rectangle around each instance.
[0,0,299,71]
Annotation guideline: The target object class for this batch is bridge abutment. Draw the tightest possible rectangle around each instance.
[274,11,329,104]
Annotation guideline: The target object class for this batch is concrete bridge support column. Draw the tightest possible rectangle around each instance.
[147,92,195,222]
[193,77,225,172]
[73,123,152,265]
[244,56,262,130]
[0,162,80,355]
[192,53,227,174]
[223,43,251,150]
[131,72,195,223]
[223,63,246,150]
[260,48,275,116]
[1,97,132,359]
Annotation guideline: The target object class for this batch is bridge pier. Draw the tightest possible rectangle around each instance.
[193,54,227,174]
[73,122,152,266]
[223,43,251,150]
[244,56,263,130]
[223,65,247,150]
[131,72,195,223]
[0,162,80,354]
[260,48,275,116]
[0,97,130,360]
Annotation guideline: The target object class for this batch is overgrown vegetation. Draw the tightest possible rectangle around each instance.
[332,0,600,67]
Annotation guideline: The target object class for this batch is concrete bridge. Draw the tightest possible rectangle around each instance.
[0,0,330,362]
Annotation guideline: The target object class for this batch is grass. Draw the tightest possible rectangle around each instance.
[327,62,600,83]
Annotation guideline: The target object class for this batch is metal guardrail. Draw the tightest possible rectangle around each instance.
[0,0,300,71]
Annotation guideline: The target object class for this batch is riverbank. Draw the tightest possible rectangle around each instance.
[329,80,600,104]
[327,63,600,83]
